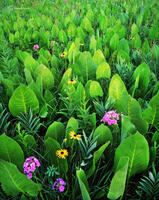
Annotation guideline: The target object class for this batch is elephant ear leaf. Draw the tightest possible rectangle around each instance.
[108,157,129,200]
[114,132,149,179]
[0,134,24,170]
[9,84,39,117]
[0,159,41,197]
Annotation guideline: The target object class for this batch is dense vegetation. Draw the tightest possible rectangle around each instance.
[0,0,159,199]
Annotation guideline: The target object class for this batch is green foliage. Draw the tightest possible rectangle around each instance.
[114,132,149,179]
[0,159,41,197]
[45,121,65,144]
[88,141,110,177]
[0,134,24,169]
[9,85,39,117]
[89,81,103,98]
[93,49,106,65]
[93,124,112,146]
[110,33,119,52]
[96,62,111,79]
[108,157,129,200]
[76,169,91,200]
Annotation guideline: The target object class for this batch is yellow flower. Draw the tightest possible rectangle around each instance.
[61,52,67,57]
[70,131,81,140]
[80,43,84,46]
[68,80,76,84]
[130,37,134,40]
[64,138,67,142]
[56,149,68,159]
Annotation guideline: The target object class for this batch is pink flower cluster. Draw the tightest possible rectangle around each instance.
[23,156,40,179]
[101,110,120,125]
[33,44,39,50]
[52,178,66,192]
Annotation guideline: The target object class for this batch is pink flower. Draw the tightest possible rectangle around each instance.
[101,110,120,125]
[27,173,32,179]
[33,44,39,50]
[23,156,40,179]
[52,178,66,192]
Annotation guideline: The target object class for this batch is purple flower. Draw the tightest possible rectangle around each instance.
[64,0,67,3]
[23,156,40,179]
[101,110,120,125]
[52,178,66,192]
[33,44,39,50]
[72,5,75,8]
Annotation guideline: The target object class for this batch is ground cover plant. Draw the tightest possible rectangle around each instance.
[0,0,159,199]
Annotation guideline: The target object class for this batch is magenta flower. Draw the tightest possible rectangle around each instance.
[33,44,39,50]
[23,156,40,179]
[52,178,66,192]
[64,0,67,3]
[101,110,120,125]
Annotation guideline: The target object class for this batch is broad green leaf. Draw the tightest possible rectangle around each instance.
[114,132,149,178]
[143,92,159,130]
[0,134,24,169]
[23,134,36,148]
[131,34,141,49]
[117,38,130,55]
[142,39,150,56]
[24,68,33,85]
[89,35,96,53]
[34,64,54,90]
[130,62,150,97]
[108,157,129,200]
[152,45,159,62]
[75,82,86,106]
[81,17,93,33]
[68,42,80,63]
[58,68,72,91]
[0,159,41,197]
[110,33,119,52]
[77,51,97,82]
[108,74,131,114]
[93,124,112,146]
[93,49,106,65]
[88,141,110,177]
[24,55,39,74]
[45,121,65,144]
[121,115,136,142]
[117,50,130,63]
[9,85,39,117]
[90,81,103,98]
[76,169,91,200]
[128,98,148,134]
[131,23,139,37]
[96,62,111,79]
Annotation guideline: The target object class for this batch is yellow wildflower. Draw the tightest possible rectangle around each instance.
[61,52,67,57]
[70,131,81,140]
[56,149,68,159]
[68,80,76,84]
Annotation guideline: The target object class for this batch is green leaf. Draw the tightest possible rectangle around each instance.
[90,81,103,98]
[114,132,149,179]
[77,51,97,82]
[117,38,130,55]
[143,92,159,130]
[89,35,97,53]
[96,62,111,79]
[108,157,129,200]
[110,33,119,52]
[81,17,93,33]
[0,134,24,169]
[142,39,150,56]
[34,64,54,90]
[131,23,139,37]
[75,82,86,106]
[108,74,131,114]
[66,117,78,147]
[58,68,72,92]
[9,84,39,117]
[24,55,39,74]
[76,169,91,200]
[93,49,106,65]
[130,62,150,97]
[23,134,36,148]
[128,98,148,134]
[59,30,68,43]
[0,159,41,197]
[121,115,136,142]
[93,124,112,146]
[88,141,110,177]
[117,50,130,63]
[45,121,65,144]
